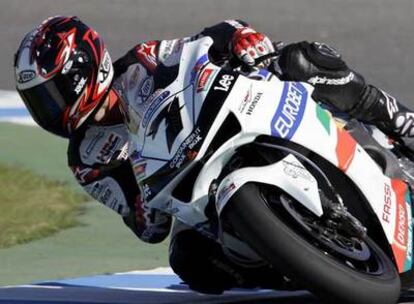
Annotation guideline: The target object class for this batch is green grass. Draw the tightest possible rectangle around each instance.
[0,122,76,184]
[0,202,169,285]
[0,123,169,285]
[0,164,88,248]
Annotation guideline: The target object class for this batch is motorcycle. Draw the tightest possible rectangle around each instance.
[126,36,414,304]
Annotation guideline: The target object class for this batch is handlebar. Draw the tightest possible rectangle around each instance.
[253,51,280,66]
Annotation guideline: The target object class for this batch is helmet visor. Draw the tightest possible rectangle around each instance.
[18,76,75,137]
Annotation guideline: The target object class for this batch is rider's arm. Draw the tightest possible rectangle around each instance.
[199,20,274,67]
[68,132,171,244]
[199,20,249,62]
[114,21,270,72]
[114,40,161,75]
[114,20,251,69]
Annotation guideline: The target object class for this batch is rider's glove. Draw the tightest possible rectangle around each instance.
[232,28,275,68]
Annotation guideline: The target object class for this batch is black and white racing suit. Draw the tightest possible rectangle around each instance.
[67,20,255,244]
[68,19,414,293]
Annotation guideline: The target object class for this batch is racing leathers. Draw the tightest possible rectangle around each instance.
[67,19,414,293]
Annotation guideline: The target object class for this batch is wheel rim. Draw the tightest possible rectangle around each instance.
[264,189,387,276]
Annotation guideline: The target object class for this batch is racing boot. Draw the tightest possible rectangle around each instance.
[348,84,414,153]
[349,85,414,137]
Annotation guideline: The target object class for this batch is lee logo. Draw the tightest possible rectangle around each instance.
[214,74,234,92]
[271,82,308,139]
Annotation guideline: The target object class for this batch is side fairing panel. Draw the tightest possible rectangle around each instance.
[224,77,412,272]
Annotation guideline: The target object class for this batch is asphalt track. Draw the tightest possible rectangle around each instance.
[0,269,413,304]
[0,271,414,304]
[2,0,414,105]
[2,0,414,303]
[0,269,318,304]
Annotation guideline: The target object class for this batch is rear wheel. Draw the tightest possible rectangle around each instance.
[225,183,401,304]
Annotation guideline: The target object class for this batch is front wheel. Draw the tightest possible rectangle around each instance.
[224,183,400,304]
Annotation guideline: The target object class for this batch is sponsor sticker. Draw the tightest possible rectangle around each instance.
[246,92,262,115]
[17,70,36,83]
[136,76,154,100]
[83,131,105,158]
[96,133,122,163]
[238,87,252,114]
[308,72,354,86]
[381,89,399,119]
[390,179,410,272]
[383,183,393,224]
[74,77,87,95]
[191,54,209,83]
[196,68,217,93]
[99,49,112,83]
[214,74,235,92]
[282,160,315,182]
[159,40,175,61]
[131,151,147,181]
[85,177,130,216]
[169,127,202,169]
[395,202,408,248]
[90,182,104,199]
[142,90,170,128]
[271,82,308,139]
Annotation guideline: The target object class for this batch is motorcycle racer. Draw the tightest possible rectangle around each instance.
[14,16,414,293]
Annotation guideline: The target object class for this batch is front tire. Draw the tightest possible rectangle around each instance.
[224,183,400,304]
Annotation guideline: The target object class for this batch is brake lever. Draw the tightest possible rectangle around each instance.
[238,51,280,73]
[254,51,280,66]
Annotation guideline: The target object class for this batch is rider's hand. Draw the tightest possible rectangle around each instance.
[232,28,275,68]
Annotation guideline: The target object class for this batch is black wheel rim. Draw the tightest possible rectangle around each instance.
[264,188,387,276]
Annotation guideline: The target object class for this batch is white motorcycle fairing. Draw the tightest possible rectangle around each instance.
[215,154,323,217]
[128,37,413,273]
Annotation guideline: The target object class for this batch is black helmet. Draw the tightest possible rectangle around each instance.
[14,16,113,137]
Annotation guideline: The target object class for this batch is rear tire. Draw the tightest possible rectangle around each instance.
[225,183,401,304]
